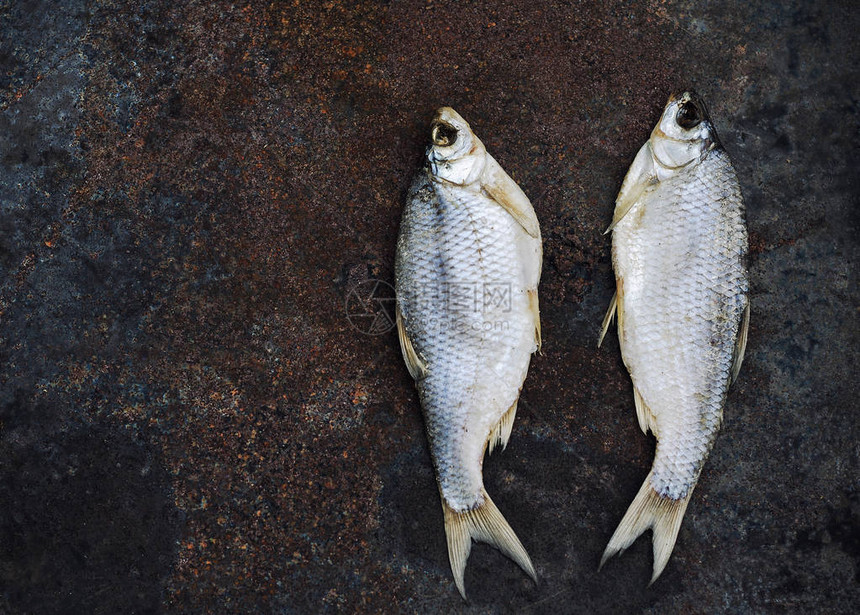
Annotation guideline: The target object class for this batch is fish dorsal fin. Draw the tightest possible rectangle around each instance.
[487,400,519,456]
[396,305,426,380]
[605,142,658,234]
[480,154,540,238]
[731,301,750,385]
[633,387,658,436]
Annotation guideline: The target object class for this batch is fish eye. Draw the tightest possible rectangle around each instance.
[676,102,702,130]
[432,123,458,147]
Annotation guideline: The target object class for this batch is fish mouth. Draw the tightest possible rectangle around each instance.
[431,121,459,147]
[667,90,710,131]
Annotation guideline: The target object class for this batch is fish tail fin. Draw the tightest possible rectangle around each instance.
[599,471,693,584]
[442,488,536,599]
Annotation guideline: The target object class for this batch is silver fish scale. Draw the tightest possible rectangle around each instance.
[613,148,748,501]
[396,171,536,511]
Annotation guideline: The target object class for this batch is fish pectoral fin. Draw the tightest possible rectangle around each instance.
[605,142,657,234]
[730,300,750,386]
[597,290,617,348]
[396,305,426,380]
[487,400,519,456]
[527,288,542,353]
[633,387,658,436]
[480,154,541,239]
[599,470,693,585]
[443,488,536,600]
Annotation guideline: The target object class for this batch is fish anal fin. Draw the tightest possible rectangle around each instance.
[443,488,536,600]
[527,288,541,353]
[605,142,656,234]
[597,290,617,348]
[487,400,519,456]
[599,471,693,584]
[480,154,540,238]
[633,387,658,436]
[731,301,750,385]
[396,305,426,380]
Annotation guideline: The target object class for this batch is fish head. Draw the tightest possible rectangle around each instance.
[427,107,487,185]
[650,91,719,170]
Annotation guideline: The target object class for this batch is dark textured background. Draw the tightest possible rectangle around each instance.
[0,0,857,613]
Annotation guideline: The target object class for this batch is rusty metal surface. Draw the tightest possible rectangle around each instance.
[0,1,857,612]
